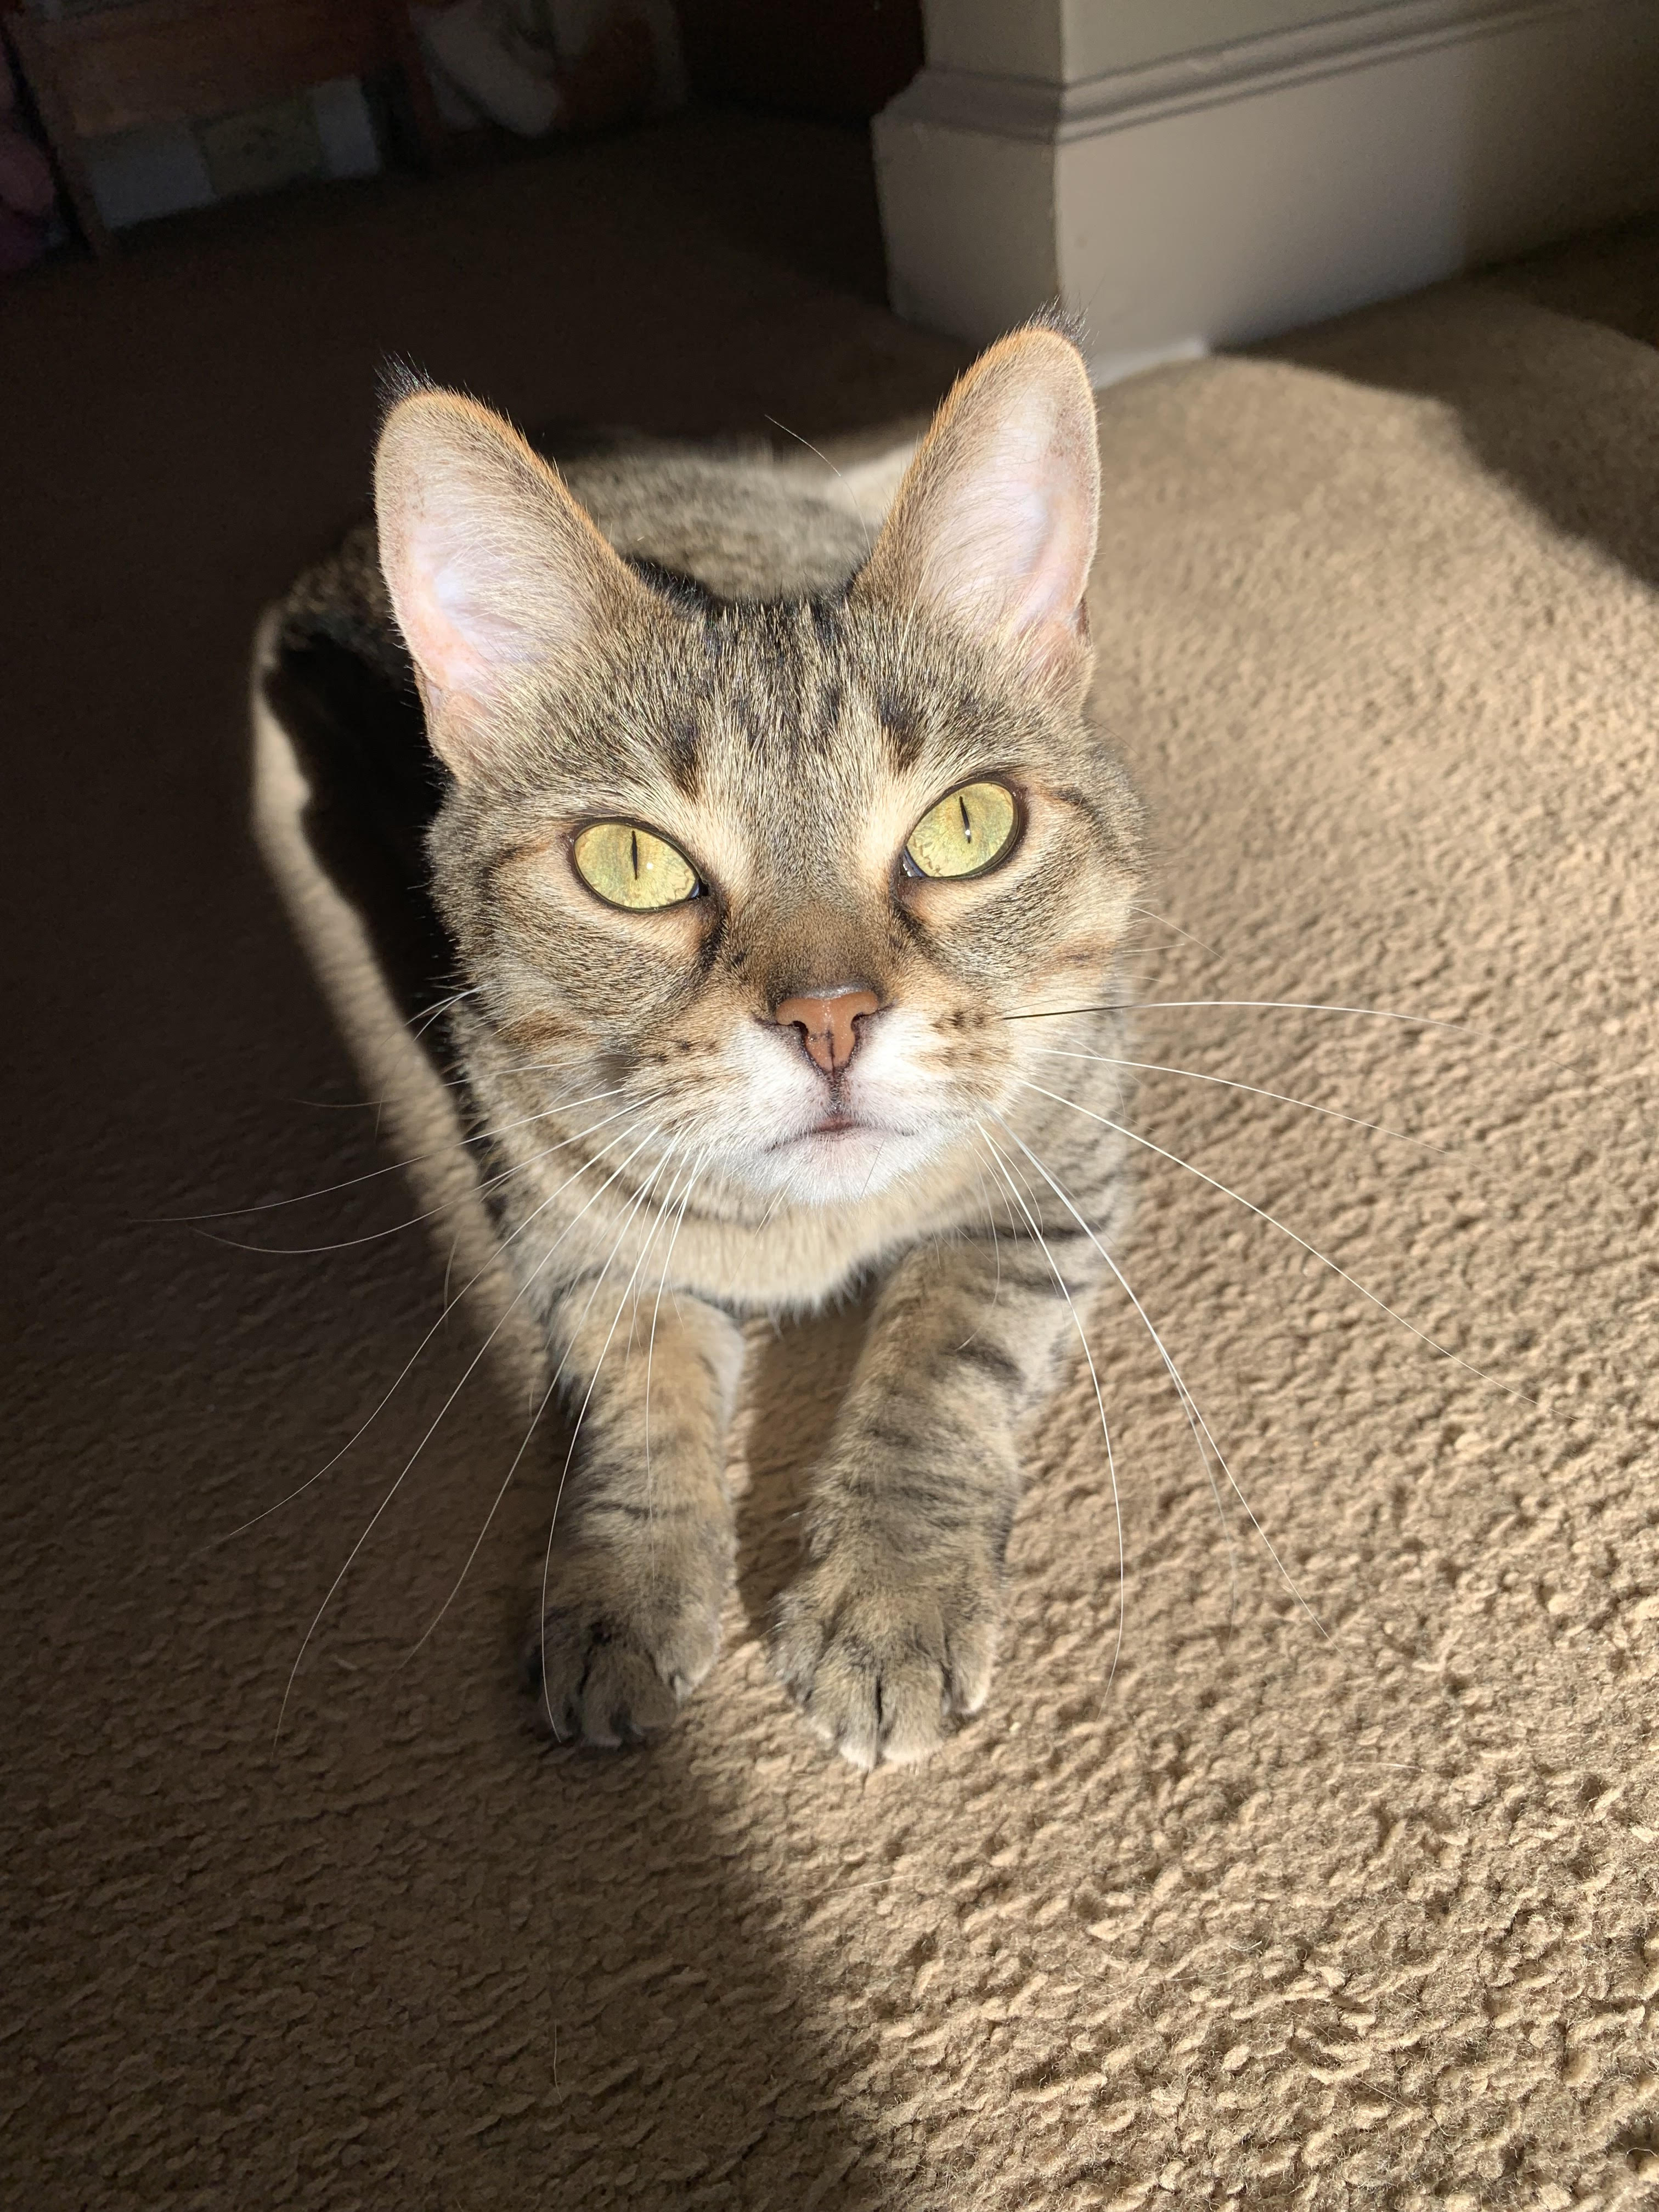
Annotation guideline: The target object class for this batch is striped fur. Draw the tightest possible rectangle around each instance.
[284,331,1143,1768]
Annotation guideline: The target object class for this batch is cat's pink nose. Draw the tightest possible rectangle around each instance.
[773,989,881,1076]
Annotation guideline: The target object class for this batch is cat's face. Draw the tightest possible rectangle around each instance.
[379,332,1141,1206]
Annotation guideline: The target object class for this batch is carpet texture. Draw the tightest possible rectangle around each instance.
[5,123,1658,2210]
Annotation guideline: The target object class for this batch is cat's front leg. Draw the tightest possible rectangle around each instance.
[772,1235,1072,1769]
[525,1282,744,1746]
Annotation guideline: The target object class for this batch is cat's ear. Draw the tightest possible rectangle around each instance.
[374,388,652,778]
[854,326,1099,693]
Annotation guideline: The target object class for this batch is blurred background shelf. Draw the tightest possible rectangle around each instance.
[4,0,444,251]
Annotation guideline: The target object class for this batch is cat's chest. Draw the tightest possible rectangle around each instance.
[656,1183,957,1313]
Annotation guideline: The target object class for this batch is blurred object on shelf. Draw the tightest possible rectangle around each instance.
[413,0,682,139]
[0,30,57,272]
[3,0,444,252]
[196,87,324,196]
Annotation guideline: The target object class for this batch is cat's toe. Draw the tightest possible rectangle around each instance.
[524,1611,682,1744]
[523,1558,725,1747]
[771,1561,998,1771]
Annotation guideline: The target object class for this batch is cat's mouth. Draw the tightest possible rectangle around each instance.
[738,1104,943,1201]
[761,1109,887,1152]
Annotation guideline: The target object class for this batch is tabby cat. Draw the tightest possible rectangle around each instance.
[283,326,1143,1768]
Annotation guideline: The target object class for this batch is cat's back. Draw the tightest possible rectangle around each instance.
[562,441,873,599]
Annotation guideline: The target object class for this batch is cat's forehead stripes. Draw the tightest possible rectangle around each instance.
[649,591,1022,806]
[687,599,856,763]
[662,708,701,797]
[876,691,926,775]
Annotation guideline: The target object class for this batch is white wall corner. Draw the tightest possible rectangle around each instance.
[875,0,1659,377]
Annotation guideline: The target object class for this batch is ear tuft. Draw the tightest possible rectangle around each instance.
[374,388,647,778]
[853,328,1100,693]
[376,354,438,419]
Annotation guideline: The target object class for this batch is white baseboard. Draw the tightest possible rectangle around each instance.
[873,0,1659,373]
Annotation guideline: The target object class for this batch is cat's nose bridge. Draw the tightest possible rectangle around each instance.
[772,988,882,1077]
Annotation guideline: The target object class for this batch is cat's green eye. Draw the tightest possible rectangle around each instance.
[903,781,1019,882]
[573,821,701,911]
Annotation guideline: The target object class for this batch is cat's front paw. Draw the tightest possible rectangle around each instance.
[771,1550,1000,1770]
[524,1544,726,1747]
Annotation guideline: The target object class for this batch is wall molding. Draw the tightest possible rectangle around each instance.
[874,0,1659,363]
[888,0,1635,143]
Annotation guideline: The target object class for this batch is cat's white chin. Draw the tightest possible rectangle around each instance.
[736,1122,938,1207]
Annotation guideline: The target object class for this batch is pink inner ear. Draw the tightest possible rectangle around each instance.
[396,514,556,713]
[1009,471,1092,634]
[929,440,1094,652]
[398,547,494,704]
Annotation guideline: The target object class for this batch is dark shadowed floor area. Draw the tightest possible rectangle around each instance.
[5,114,1659,2209]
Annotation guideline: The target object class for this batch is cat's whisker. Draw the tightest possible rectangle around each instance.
[763,415,876,563]
[623,1141,702,1372]
[188,1149,566,1257]
[161,1079,640,1223]
[464,1051,625,1086]
[644,1148,709,1503]
[408,985,480,1041]
[992,1124,1246,1632]
[754,1178,792,1234]
[188,1090,662,1255]
[222,1103,668,1553]
[1025,1049,1442,1152]
[1128,904,1223,958]
[291,1094,393,1113]
[855,1137,891,1204]
[990,1110,1325,1638]
[971,1125,1128,1685]
[273,1113,674,1744]
[1004,998,1582,1077]
[955,1160,1006,1347]
[295,985,482,1097]
[408,1133,691,1666]
[1002,995,1474,1029]
[427,1048,591,1093]
[1013,1077,1534,1406]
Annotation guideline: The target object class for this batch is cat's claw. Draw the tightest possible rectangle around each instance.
[771,1558,999,1771]
[524,1558,725,1747]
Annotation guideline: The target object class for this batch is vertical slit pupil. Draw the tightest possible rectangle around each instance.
[630,828,640,878]
[959,793,974,842]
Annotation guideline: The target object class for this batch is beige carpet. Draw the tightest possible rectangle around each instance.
[7,123,1659,2207]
